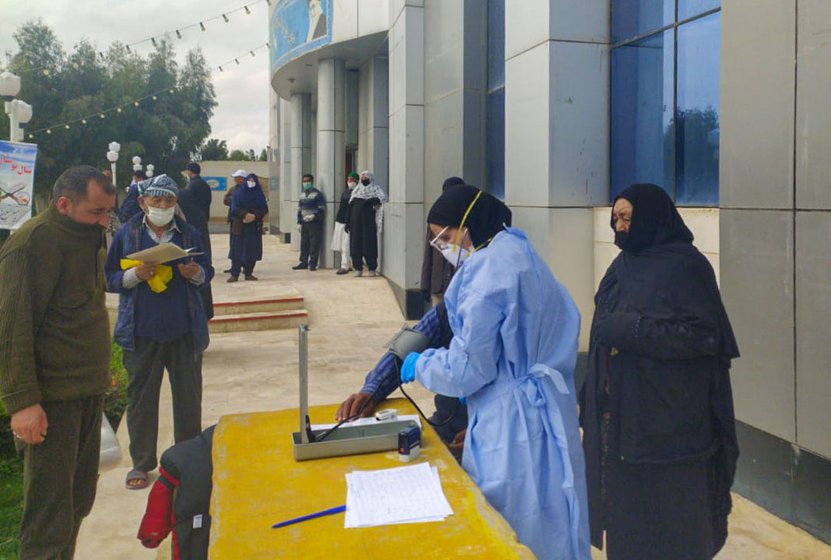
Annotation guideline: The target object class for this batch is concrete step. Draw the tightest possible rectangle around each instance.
[212,295,305,316]
[209,310,309,333]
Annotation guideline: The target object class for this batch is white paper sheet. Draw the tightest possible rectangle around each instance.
[344,463,453,528]
[126,242,202,264]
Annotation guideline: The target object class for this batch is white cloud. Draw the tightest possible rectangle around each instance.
[0,0,270,152]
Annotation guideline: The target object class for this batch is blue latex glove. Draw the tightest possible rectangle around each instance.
[459,396,466,405]
[400,352,420,384]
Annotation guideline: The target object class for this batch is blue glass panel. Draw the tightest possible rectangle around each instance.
[487,88,505,201]
[612,0,674,43]
[611,30,675,200]
[675,13,720,205]
[679,0,720,21]
[488,0,505,89]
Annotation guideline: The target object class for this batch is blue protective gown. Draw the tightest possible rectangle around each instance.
[415,227,590,560]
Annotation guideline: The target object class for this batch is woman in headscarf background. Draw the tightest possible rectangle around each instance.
[346,170,386,277]
[399,185,590,560]
[227,173,268,282]
[332,172,358,275]
[580,183,739,560]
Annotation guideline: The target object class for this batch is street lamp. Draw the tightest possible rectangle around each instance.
[132,155,142,172]
[106,142,120,184]
[0,71,33,142]
[146,163,155,178]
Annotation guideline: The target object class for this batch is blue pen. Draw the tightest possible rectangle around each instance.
[271,505,347,529]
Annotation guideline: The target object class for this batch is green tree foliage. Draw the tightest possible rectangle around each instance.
[228,149,249,161]
[1,20,217,200]
[200,138,228,160]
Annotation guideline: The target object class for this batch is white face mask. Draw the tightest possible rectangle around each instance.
[439,244,471,267]
[247,180,256,188]
[146,206,176,227]
[347,182,357,189]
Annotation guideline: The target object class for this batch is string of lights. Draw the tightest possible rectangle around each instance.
[95,0,272,59]
[27,42,270,138]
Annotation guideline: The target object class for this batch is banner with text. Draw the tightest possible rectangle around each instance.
[0,140,37,230]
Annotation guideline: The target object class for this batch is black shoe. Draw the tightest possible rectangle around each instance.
[226,276,239,283]
[244,274,258,281]
[336,268,349,275]
[309,266,317,271]
[292,263,308,270]
[223,268,232,274]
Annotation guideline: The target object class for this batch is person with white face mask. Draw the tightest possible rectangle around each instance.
[332,172,358,275]
[105,173,214,491]
[399,185,591,560]
[227,173,269,282]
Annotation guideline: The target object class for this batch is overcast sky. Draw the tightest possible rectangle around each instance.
[0,0,270,152]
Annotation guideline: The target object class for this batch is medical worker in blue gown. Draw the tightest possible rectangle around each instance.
[400,185,590,560]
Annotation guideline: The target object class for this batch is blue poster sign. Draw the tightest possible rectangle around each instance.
[203,176,227,192]
[271,0,333,70]
[0,140,37,230]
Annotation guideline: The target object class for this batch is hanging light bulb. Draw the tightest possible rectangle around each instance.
[222,14,229,22]
[126,45,132,54]
[65,124,70,129]
[200,22,206,31]
[47,129,52,134]
[117,107,122,113]
[134,101,140,107]
[82,119,87,124]
[219,66,223,72]
[176,29,182,39]
[100,114,105,119]
[29,134,34,139]
[266,41,270,48]
[244,5,251,14]
[152,95,158,100]
[151,37,157,47]
[250,50,255,57]
[235,58,240,65]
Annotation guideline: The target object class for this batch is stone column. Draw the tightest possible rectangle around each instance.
[386,1,425,318]
[289,93,312,251]
[315,58,346,269]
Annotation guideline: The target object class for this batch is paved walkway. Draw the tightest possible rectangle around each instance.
[76,235,831,559]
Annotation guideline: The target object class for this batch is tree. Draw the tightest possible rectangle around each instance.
[1,20,217,199]
[200,138,228,161]
[259,148,268,161]
[228,149,250,161]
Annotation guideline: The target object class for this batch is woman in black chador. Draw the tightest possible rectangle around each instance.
[580,183,740,560]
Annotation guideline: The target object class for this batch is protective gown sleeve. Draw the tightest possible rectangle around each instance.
[415,288,504,397]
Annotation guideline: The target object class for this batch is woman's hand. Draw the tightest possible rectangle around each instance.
[243,213,256,224]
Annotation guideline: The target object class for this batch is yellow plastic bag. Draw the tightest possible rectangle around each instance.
[120,259,173,293]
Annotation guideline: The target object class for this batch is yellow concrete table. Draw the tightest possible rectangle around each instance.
[210,399,534,559]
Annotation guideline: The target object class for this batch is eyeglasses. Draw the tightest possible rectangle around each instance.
[429,226,452,252]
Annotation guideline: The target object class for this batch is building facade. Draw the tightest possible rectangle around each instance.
[269,0,831,542]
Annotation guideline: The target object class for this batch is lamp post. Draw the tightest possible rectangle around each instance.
[132,155,142,172]
[146,163,155,178]
[0,71,33,142]
[106,142,120,184]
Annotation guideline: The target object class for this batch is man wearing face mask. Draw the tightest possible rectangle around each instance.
[105,174,213,491]
[292,173,325,271]
[0,166,116,559]
[332,172,358,275]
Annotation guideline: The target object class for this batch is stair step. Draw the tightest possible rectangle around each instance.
[213,296,305,316]
[209,310,309,333]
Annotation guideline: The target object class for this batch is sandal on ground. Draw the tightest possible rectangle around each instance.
[125,469,149,490]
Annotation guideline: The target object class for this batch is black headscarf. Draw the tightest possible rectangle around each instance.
[442,176,465,192]
[427,185,512,248]
[613,183,694,252]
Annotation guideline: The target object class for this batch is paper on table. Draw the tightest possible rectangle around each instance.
[126,242,202,264]
[311,414,422,432]
[344,463,453,528]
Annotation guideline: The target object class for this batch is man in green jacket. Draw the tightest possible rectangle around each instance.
[0,165,116,559]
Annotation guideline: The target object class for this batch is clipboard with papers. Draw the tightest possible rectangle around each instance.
[126,242,202,264]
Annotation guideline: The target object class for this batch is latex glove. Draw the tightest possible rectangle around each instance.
[458,396,466,405]
[400,352,420,384]
[303,214,315,222]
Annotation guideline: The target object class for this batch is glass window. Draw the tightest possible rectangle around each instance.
[487,88,505,200]
[679,0,719,21]
[488,0,505,90]
[612,0,675,43]
[675,13,720,205]
[611,31,675,199]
